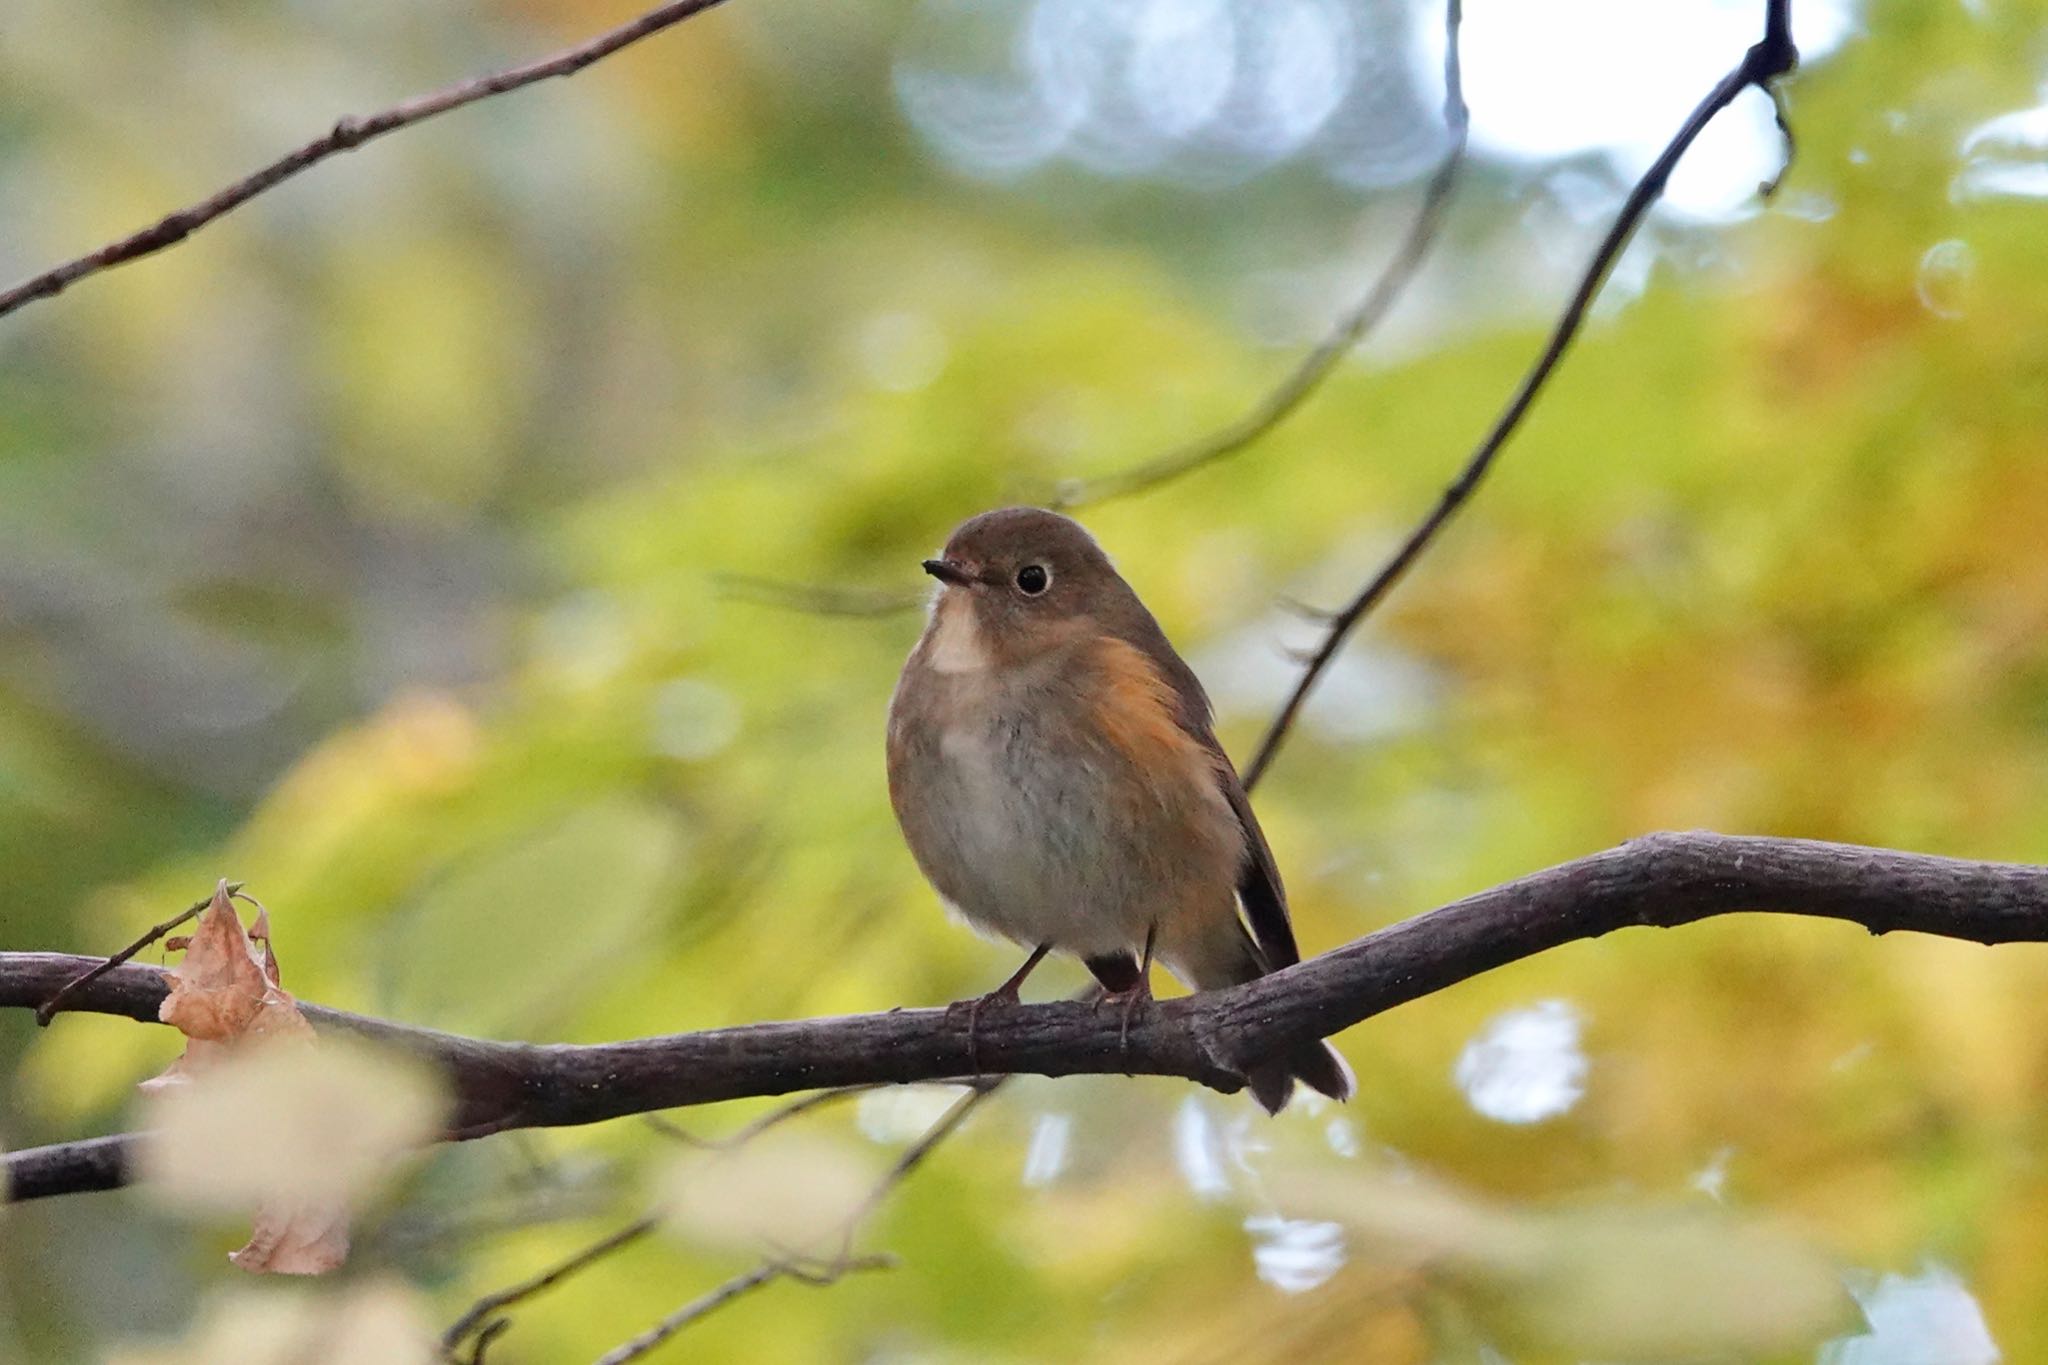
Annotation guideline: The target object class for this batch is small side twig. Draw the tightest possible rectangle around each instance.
[642,1084,879,1150]
[595,1083,989,1363]
[721,0,1470,620]
[33,880,242,1026]
[459,1316,511,1365]
[444,1082,988,1359]
[1050,0,1470,510]
[828,1081,990,1258]
[440,1214,662,1354]
[592,1253,891,1365]
[1242,4,1800,790]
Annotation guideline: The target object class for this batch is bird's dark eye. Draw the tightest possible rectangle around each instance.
[1015,564,1051,596]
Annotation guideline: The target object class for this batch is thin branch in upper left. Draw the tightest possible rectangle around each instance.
[0,0,736,321]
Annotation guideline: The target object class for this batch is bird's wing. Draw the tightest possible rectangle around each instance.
[1208,739,1300,970]
[1117,608,1302,973]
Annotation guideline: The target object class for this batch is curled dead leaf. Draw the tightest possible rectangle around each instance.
[144,881,312,1093]
[136,883,443,1276]
[230,1199,352,1276]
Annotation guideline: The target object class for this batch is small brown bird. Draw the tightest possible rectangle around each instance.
[886,506,1351,1113]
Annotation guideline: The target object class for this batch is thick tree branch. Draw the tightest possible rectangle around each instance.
[8,832,2044,1203]
[1243,10,1800,789]
[0,0,732,321]
[2,1135,130,1202]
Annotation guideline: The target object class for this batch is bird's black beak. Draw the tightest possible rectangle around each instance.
[922,558,973,587]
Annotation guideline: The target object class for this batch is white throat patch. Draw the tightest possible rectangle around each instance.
[925,593,990,674]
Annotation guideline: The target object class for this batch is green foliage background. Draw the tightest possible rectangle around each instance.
[4,0,2048,1360]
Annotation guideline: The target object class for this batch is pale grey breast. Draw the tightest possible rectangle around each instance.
[890,653,1141,957]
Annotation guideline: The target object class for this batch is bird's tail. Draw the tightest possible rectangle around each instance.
[1245,1039,1353,1115]
[1170,916,1353,1115]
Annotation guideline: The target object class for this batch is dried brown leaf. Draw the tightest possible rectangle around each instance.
[230,1199,352,1276]
[249,905,282,988]
[144,880,311,1088]
[135,884,433,1277]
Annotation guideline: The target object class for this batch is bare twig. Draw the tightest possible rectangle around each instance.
[0,0,733,321]
[594,1253,891,1365]
[32,880,242,1026]
[715,575,923,619]
[723,0,1470,619]
[1050,0,1471,510]
[829,1080,989,1258]
[642,1084,879,1150]
[440,1214,663,1354]
[446,1084,981,1359]
[10,831,2047,1204]
[1242,4,1799,789]
[595,1084,984,1363]
[461,1318,511,1365]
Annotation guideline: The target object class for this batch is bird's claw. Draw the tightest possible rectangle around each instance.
[947,985,1023,1077]
[1094,979,1154,1071]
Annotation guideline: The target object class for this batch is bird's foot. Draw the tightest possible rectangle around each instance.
[1095,977,1155,1071]
[946,943,1053,1077]
[946,983,1023,1077]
